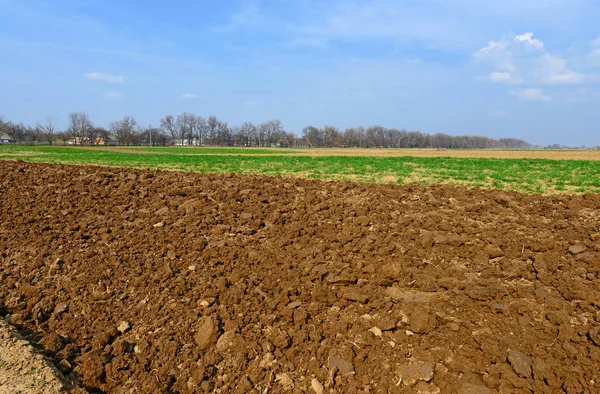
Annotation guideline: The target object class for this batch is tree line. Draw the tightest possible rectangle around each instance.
[0,112,535,149]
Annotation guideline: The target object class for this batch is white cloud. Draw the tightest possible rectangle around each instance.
[84,72,124,84]
[588,36,600,61]
[544,71,584,84]
[244,100,259,106]
[539,54,584,84]
[473,39,515,71]
[510,88,550,101]
[487,71,512,83]
[515,32,544,49]
[473,40,509,58]
[182,93,197,99]
[475,32,591,88]
[104,90,123,100]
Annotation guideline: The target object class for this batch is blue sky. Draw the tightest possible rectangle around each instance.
[1,0,600,145]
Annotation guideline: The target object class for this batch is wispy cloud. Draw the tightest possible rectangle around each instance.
[214,2,262,33]
[539,54,584,84]
[182,93,197,99]
[84,72,124,84]
[510,88,551,101]
[473,39,515,71]
[486,71,513,83]
[588,36,600,63]
[104,90,123,100]
[288,1,475,50]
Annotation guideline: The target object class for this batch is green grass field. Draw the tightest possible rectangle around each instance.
[1,145,599,194]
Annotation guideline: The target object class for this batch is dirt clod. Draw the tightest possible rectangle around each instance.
[215,331,240,353]
[484,244,505,258]
[414,381,441,394]
[507,349,532,378]
[569,244,587,255]
[310,377,325,394]
[53,303,68,315]
[328,356,354,375]
[588,328,600,346]
[341,290,369,304]
[195,316,219,350]
[397,360,435,387]
[116,321,131,334]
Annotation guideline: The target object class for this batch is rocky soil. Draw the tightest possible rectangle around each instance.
[1,160,599,393]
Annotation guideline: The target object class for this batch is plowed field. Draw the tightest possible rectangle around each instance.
[1,161,599,393]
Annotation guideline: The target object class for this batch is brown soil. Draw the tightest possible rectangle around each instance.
[1,160,599,394]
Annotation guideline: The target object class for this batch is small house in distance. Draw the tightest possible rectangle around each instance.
[0,132,14,144]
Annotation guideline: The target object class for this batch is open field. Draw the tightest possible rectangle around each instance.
[1,161,599,393]
[1,145,600,193]
[119,146,600,160]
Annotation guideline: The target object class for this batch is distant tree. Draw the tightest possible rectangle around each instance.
[109,116,137,146]
[38,117,58,145]
[67,112,92,145]
[322,125,340,148]
[174,112,195,145]
[0,116,7,134]
[193,116,208,146]
[160,115,176,145]
[302,126,321,148]
[21,126,40,144]
[94,127,110,145]
[239,121,257,147]
[55,131,69,146]
[215,121,229,146]
[230,126,244,146]
[9,123,27,144]
[207,116,219,145]
[140,126,160,146]
[258,120,284,147]
[280,131,297,147]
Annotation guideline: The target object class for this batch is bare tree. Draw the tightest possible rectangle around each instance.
[67,112,92,145]
[109,116,137,146]
[258,120,284,147]
[142,126,162,146]
[38,117,58,145]
[175,112,195,145]
[217,121,232,146]
[0,116,12,138]
[94,127,110,146]
[193,116,208,146]
[239,121,257,147]
[160,115,176,145]
[207,116,218,145]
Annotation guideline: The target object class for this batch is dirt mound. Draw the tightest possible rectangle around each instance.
[0,160,599,393]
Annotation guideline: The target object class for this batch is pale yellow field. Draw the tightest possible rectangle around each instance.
[82,146,600,160]
[286,148,600,160]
